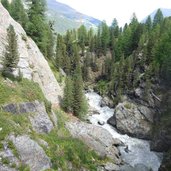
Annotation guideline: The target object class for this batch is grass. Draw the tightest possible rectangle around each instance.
[36,110,108,171]
[0,76,46,105]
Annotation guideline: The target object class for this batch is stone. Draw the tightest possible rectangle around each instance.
[114,101,152,139]
[104,162,120,171]
[2,104,18,114]
[66,121,121,164]
[0,4,62,104]
[3,101,54,134]
[107,116,116,127]
[29,102,54,134]
[100,97,114,108]
[8,135,51,171]
[98,120,105,125]
[134,163,151,171]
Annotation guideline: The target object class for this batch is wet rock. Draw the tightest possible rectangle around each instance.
[98,120,105,125]
[88,106,100,115]
[107,116,116,127]
[8,135,51,171]
[66,121,121,164]
[114,101,152,139]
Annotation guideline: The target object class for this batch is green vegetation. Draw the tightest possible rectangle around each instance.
[2,24,19,76]
[38,110,108,171]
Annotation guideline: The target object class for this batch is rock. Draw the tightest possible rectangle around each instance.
[37,139,49,148]
[107,116,116,127]
[88,106,100,115]
[66,121,121,164]
[49,110,58,127]
[100,97,114,108]
[134,163,151,171]
[134,88,143,98]
[98,120,105,125]
[0,165,16,171]
[114,101,152,139]
[138,106,154,123]
[28,101,54,134]
[3,104,18,114]
[0,4,62,104]
[104,162,120,171]
[3,101,54,134]
[120,164,135,171]
[8,135,51,171]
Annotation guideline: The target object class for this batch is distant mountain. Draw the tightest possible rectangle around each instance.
[46,0,101,34]
[143,8,171,22]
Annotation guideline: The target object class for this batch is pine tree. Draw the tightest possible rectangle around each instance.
[2,24,19,74]
[62,76,73,113]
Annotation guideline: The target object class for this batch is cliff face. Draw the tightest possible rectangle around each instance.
[0,3,62,105]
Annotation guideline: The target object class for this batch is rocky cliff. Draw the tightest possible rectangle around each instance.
[0,3,62,105]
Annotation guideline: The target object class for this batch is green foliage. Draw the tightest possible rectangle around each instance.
[2,24,19,74]
[62,77,73,113]
[40,110,107,171]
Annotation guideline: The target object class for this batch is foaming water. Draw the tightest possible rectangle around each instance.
[86,92,163,171]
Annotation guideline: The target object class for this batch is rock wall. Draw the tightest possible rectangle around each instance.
[0,4,62,105]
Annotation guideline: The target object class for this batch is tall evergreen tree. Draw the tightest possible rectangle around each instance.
[62,76,73,113]
[2,25,19,73]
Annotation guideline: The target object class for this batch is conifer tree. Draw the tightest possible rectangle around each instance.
[2,25,19,74]
[62,76,73,113]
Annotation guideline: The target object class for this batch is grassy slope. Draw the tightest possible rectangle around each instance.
[0,75,108,170]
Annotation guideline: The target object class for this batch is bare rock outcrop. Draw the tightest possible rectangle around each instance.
[3,101,54,134]
[66,120,122,164]
[8,135,51,171]
[112,101,153,139]
[0,4,62,104]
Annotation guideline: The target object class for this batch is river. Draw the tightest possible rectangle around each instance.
[85,91,163,171]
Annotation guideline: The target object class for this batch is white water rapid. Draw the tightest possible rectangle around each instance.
[86,91,163,171]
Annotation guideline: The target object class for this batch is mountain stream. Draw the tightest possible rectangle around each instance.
[85,91,163,171]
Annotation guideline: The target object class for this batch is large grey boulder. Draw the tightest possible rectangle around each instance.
[66,120,122,164]
[0,4,62,104]
[3,101,54,134]
[114,101,153,139]
[28,101,54,134]
[8,135,51,171]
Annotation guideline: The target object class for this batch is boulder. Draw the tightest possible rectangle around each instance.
[107,116,116,127]
[3,101,54,134]
[66,121,122,164]
[114,101,152,139]
[98,120,105,125]
[8,135,51,171]
[100,96,114,108]
[28,102,54,134]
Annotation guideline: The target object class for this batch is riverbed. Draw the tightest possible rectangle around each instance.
[86,91,163,171]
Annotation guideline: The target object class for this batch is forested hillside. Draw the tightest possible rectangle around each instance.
[1,0,171,170]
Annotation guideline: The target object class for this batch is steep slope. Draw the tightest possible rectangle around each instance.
[0,3,62,105]
[46,0,101,33]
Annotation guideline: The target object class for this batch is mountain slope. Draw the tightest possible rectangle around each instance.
[0,3,62,104]
[143,8,171,22]
[46,0,101,33]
